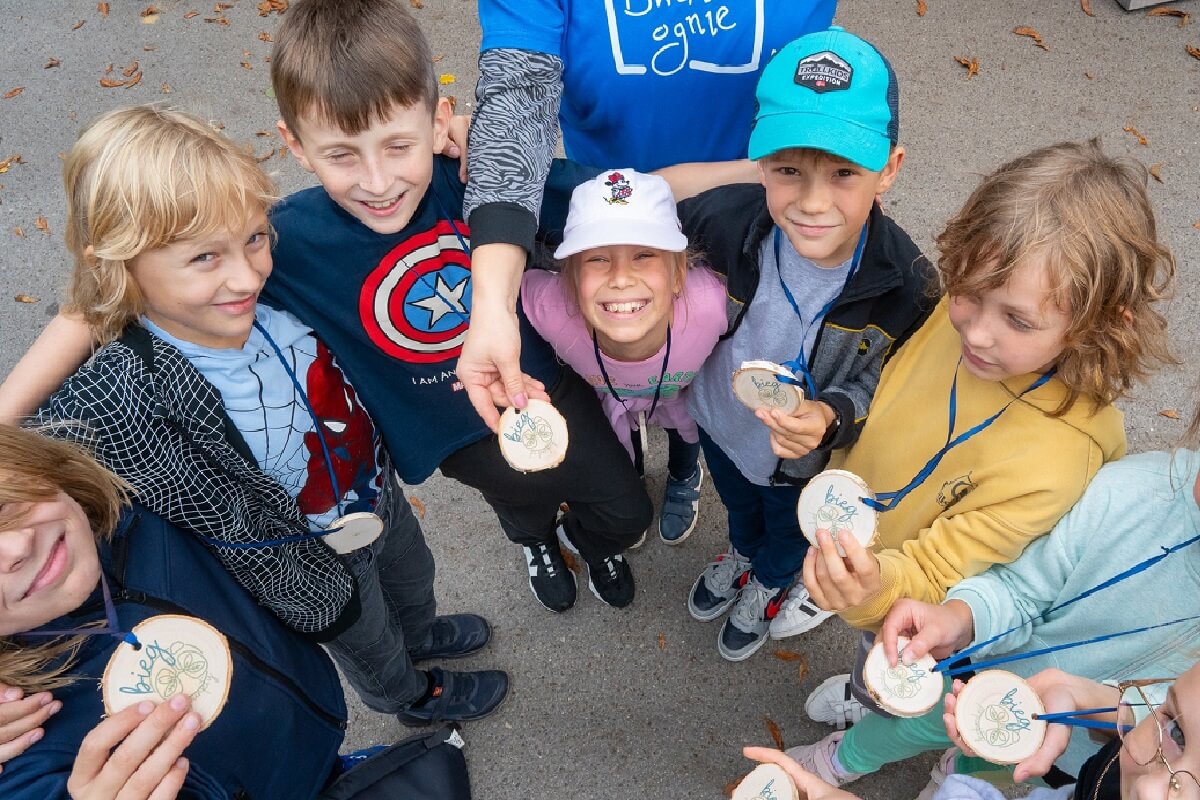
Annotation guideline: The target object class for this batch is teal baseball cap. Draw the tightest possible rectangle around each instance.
[748,26,899,171]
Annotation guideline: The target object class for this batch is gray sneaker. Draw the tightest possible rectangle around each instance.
[686,547,751,622]
[717,576,781,662]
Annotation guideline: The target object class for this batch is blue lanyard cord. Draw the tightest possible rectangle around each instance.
[864,363,1056,513]
[254,320,345,520]
[942,614,1200,678]
[414,198,472,327]
[774,225,868,399]
[592,325,672,424]
[935,532,1200,672]
[20,572,141,647]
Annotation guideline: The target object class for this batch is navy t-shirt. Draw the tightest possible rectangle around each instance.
[265,156,582,483]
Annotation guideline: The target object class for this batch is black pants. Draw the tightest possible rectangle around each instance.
[631,426,701,481]
[440,369,652,565]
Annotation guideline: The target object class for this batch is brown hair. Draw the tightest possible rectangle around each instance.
[0,425,129,692]
[935,139,1176,414]
[63,105,276,344]
[271,0,439,139]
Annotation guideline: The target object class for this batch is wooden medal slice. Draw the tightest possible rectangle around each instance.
[102,614,233,730]
[498,398,569,473]
[862,636,944,718]
[954,670,1047,765]
[732,763,799,800]
[796,469,877,556]
[731,361,804,415]
[323,511,383,554]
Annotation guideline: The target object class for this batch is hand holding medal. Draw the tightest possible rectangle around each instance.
[498,398,569,472]
[799,470,882,613]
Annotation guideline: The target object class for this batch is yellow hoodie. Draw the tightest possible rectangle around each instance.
[837,298,1126,629]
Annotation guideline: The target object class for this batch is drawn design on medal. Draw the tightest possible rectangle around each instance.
[975,688,1034,748]
[880,662,930,700]
[811,485,858,541]
[118,639,217,703]
[750,374,788,407]
[503,412,555,454]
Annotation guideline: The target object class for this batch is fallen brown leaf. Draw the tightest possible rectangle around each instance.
[1188,44,1200,60]
[3,87,24,100]
[796,656,810,683]
[1148,7,1190,27]
[140,4,159,15]
[241,61,253,70]
[431,54,445,63]
[184,10,200,19]
[774,649,806,662]
[1149,163,1164,182]
[1013,26,1049,51]
[72,19,86,30]
[215,1,234,9]
[98,1,110,15]
[657,633,667,651]
[253,148,275,163]
[257,0,288,16]
[1193,220,1200,230]
[558,544,582,574]
[0,155,24,174]
[161,83,172,93]
[13,228,24,238]
[99,77,125,88]
[34,216,49,235]
[1123,125,1148,146]
[446,95,457,111]
[764,717,785,750]
[408,495,427,518]
[144,45,158,51]
[205,16,230,24]
[255,130,273,137]
[122,60,140,78]
[1085,71,1093,79]
[1160,409,1182,420]
[45,58,61,68]
[258,31,272,42]
[916,0,927,15]
[15,294,38,303]
[1080,0,1093,16]
[410,0,424,7]
[125,72,143,88]
[954,56,979,79]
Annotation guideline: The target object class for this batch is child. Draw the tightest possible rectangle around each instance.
[792,140,1176,785]
[39,105,507,727]
[677,27,934,661]
[520,169,727,544]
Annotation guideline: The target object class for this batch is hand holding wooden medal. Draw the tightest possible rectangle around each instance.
[798,470,882,613]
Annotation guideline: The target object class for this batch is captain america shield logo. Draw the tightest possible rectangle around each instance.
[359,219,472,364]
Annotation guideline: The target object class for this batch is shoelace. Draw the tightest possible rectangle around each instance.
[709,551,749,592]
[529,544,559,577]
[732,580,774,627]
[597,554,624,583]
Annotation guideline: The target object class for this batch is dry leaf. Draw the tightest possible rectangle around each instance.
[34,216,49,235]
[446,95,457,111]
[1193,220,1200,230]
[253,148,275,163]
[1149,163,1164,182]
[255,130,272,137]
[100,77,126,88]
[764,717,785,750]
[144,45,158,51]
[3,87,24,100]
[1160,409,1182,420]
[258,31,272,42]
[796,656,810,683]
[14,294,38,303]
[122,60,140,78]
[1085,71,1093,79]
[125,72,143,88]
[140,4,159,15]
[438,73,456,86]
[98,1,110,15]
[1123,125,1148,146]
[657,633,667,651]
[184,10,200,18]
[142,11,160,23]
[774,649,806,662]
[431,54,445,63]
[1080,0,1093,16]
[161,82,172,93]
[105,63,114,74]
[0,155,24,174]
[954,56,979,79]
[45,58,61,68]
[558,544,582,574]
[241,61,253,70]
[13,228,24,237]
[205,16,230,24]
[916,0,927,16]
[1013,26,1049,51]
[214,1,234,9]
[1148,7,1190,27]
[257,0,289,16]
[410,0,424,7]
[1188,44,1200,60]
[72,19,87,30]
[408,496,427,518]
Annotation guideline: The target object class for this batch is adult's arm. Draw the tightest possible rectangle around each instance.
[0,313,95,422]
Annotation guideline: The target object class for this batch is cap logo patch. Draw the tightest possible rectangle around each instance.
[603,171,632,205]
[795,51,852,93]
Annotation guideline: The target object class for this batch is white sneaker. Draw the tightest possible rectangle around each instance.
[805,674,867,730]
[769,586,835,639]
[915,747,959,800]
[783,730,866,787]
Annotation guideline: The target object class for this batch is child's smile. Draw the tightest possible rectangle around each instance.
[574,245,682,362]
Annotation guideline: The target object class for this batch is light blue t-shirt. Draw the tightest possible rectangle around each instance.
[142,305,383,529]
[688,230,850,485]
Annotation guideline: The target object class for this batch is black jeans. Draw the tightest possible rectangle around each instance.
[440,369,652,565]
[631,426,701,481]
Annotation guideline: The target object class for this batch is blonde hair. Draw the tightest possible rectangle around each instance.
[0,425,129,692]
[936,139,1176,415]
[64,105,277,344]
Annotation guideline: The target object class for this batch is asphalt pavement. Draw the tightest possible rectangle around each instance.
[1,2,1198,798]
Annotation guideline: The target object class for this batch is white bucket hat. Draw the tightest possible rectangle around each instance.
[554,168,689,259]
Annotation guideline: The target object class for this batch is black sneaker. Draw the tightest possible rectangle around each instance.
[408,614,491,661]
[396,667,509,727]
[557,525,635,609]
[522,541,577,612]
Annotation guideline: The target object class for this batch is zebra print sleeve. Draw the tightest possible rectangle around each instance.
[465,48,564,253]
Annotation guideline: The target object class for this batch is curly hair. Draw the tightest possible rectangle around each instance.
[63,105,276,344]
[935,139,1176,415]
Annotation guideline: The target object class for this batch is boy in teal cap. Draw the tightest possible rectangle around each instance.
[679,27,933,660]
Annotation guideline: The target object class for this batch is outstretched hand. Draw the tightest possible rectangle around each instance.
[742,747,863,800]
[879,598,975,667]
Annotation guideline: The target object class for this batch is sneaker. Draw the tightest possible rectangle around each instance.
[396,667,509,727]
[915,748,959,800]
[557,525,635,608]
[805,674,867,730]
[659,465,703,545]
[522,541,577,613]
[783,730,866,787]
[408,614,491,661]
[717,576,784,662]
[687,547,751,622]
[768,586,835,639]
